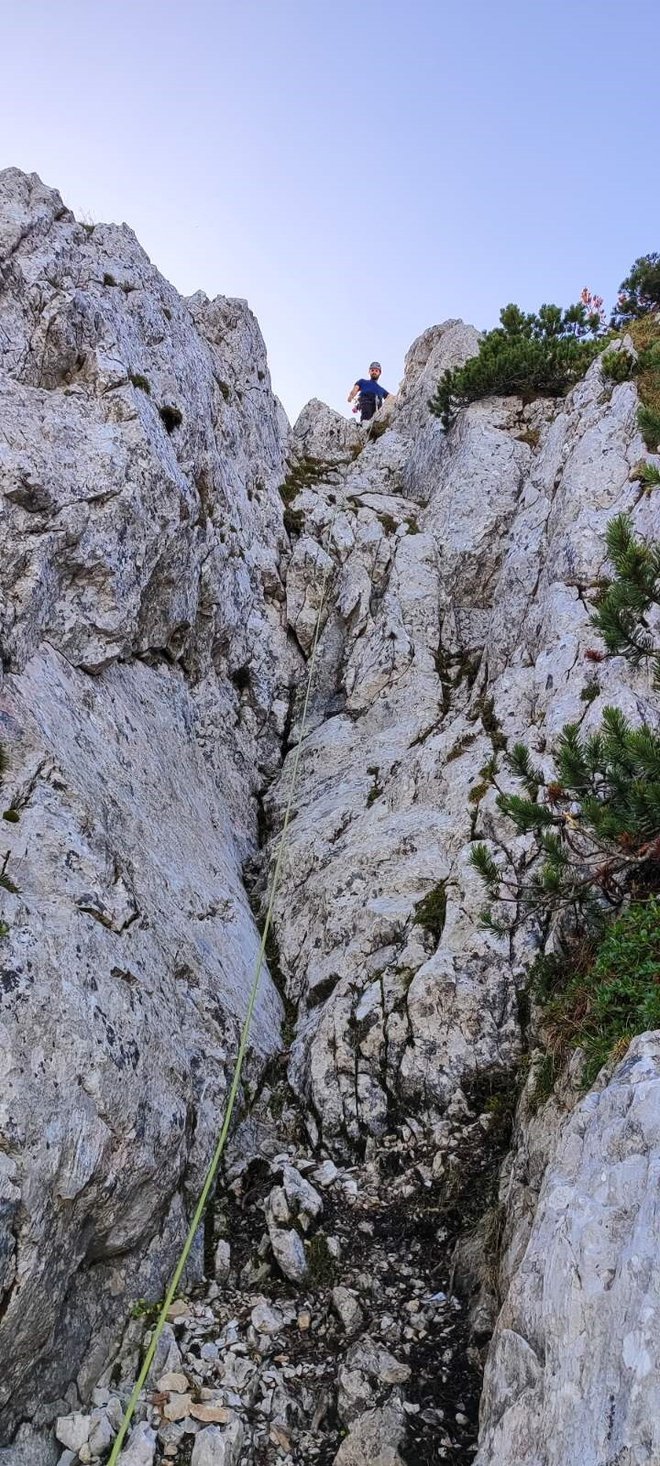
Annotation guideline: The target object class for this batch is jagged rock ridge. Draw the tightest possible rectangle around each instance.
[0,170,659,1466]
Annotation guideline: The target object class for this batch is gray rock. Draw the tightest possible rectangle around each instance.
[476,1035,660,1466]
[214,1240,231,1283]
[331,1286,364,1336]
[55,1414,90,1453]
[250,1300,283,1335]
[117,1423,156,1466]
[191,1421,245,1466]
[0,166,293,1434]
[282,1163,324,1223]
[268,1226,308,1284]
[333,1404,407,1466]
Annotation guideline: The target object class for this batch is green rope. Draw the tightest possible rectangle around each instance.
[108,520,336,1463]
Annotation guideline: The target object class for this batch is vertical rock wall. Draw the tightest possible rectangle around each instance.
[0,169,297,1440]
[1,169,660,1466]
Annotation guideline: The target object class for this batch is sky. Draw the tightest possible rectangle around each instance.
[1,0,659,423]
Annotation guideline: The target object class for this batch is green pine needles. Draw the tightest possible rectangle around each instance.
[592,513,660,685]
[612,253,660,327]
[431,298,607,429]
[472,510,660,1087]
[471,708,660,935]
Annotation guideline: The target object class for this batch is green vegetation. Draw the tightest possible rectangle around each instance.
[601,349,635,383]
[612,253,660,326]
[471,511,660,1094]
[129,372,151,394]
[366,765,383,807]
[579,675,601,703]
[430,295,607,429]
[473,693,507,751]
[306,1232,336,1285]
[631,460,660,493]
[539,902,660,1085]
[472,708,660,932]
[591,513,660,686]
[102,272,116,286]
[629,315,660,450]
[639,406,660,452]
[428,256,660,442]
[279,455,339,505]
[413,881,447,942]
[445,731,477,764]
[283,504,304,535]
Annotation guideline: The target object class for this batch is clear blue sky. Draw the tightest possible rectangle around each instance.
[2,0,659,422]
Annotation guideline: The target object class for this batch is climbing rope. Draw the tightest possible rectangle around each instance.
[108,508,338,1463]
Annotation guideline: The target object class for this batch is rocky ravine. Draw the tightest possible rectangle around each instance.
[0,169,659,1466]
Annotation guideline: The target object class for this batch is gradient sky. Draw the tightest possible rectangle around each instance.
[2,0,659,422]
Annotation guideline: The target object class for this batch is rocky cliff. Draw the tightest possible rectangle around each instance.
[1,170,659,1466]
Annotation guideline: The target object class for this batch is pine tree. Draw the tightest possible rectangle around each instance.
[591,513,660,686]
[611,253,660,327]
[431,299,605,429]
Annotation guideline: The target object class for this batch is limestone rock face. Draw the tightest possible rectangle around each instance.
[265,335,648,1153]
[2,167,660,1466]
[0,169,296,1437]
[476,1036,660,1466]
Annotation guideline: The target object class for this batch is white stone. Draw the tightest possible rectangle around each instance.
[268,1226,308,1284]
[250,1300,283,1335]
[55,1413,90,1453]
[331,1286,364,1336]
[117,1422,157,1466]
[191,1420,245,1466]
[214,1239,231,1282]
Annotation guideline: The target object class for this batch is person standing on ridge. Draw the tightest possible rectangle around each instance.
[347,362,392,424]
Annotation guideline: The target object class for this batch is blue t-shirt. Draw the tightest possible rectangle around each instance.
[355,378,389,399]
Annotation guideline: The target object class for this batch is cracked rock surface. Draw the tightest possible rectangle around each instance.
[1,169,660,1466]
[0,167,296,1439]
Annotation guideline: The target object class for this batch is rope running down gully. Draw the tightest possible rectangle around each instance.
[108,507,338,1463]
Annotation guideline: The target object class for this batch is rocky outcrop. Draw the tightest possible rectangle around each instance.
[476,1035,660,1466]
[266,325,648,1156]
[1,168,660,1466]
[0,169,297,1441]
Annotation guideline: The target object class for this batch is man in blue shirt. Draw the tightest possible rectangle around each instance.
[347,361,391,424]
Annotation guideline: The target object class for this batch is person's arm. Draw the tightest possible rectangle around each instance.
[347,381,361,403]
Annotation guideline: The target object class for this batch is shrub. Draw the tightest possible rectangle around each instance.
[601,350,635,383]
[591,513,660,685]
[543,900,660,1084]
[472,509,660,1093]
[612,253,660,327]
[630,460,660,492]
[103,272,117,287]
[431,295,607,428]
[279,456,339,505]
[639,405,660,452]
[413,881,447,942]
[129,373,151,394]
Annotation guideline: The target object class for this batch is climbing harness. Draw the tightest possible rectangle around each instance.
[108,510,338,1463]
